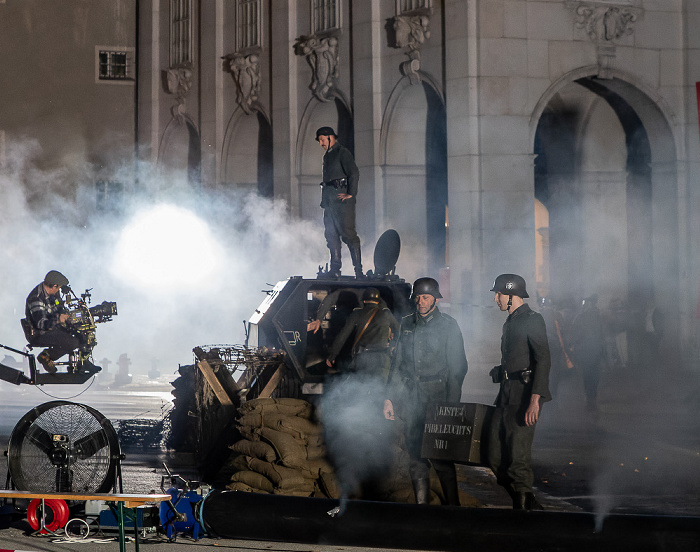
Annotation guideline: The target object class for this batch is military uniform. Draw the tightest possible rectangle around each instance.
[327,301,399,383]
[388,307,468,504]
[488,303,551,502]
[321,142,362,276]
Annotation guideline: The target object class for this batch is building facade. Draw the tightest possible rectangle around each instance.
[3,0,699,377]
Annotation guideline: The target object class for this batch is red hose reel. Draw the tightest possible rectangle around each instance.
[26,498,69,534]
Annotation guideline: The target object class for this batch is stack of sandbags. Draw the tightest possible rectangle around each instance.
[225,398,341,498]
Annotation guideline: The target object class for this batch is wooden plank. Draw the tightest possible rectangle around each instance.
[0,490,171,508]
[197,360,234,406]
[258,366,284,399]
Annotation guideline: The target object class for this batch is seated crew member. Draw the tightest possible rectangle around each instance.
[24,270,81,373]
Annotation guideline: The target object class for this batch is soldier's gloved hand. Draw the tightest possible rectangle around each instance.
[383,399,395,421]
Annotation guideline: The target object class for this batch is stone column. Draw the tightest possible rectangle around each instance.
[350,0,383,242]
[270,2,299,211]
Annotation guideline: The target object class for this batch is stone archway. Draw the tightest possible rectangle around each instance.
[533,74,679,369]
[381,76,447,276]
[158,114,202,190]
[222,106,273,197]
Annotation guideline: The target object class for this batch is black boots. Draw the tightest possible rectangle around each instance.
[513,491,543,511]
[327,244,364,278]
[412,478,430,505]
[348,243,364,279]
[328,245,342,278]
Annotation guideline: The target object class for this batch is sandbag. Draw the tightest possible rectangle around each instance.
[258,427,309,468]
[306,444,327,460]
[239,398,313,419]
[247,457,315,489]
[229,439,277,462]
[272,487,315,497]
[225,481,271,493]
[237,412,323,443]
[236,425,261,442]
[230,469,275,493]
[318,470,342,499]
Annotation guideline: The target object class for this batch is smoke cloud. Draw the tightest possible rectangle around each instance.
[0,137,327,385]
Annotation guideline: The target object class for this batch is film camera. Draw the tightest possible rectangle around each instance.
[64,287,117,368]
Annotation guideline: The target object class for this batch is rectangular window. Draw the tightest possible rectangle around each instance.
[236,0,262,51]
[311,0,340,34]
[170,0,192,66]
[95,47,135,84]
[396,0,431,14]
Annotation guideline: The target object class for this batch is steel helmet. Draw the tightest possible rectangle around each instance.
[411,277,442,300]
[315,126,337,141]
[490,274,529,298]
[362,287,381,303]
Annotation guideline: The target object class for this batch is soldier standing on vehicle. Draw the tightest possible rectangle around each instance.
[383,277,468,505]
[489,274,552,510]
[316,126,363,279]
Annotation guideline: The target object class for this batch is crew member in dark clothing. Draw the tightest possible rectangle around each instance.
[384,277,469,505]
[488,274,551,510]
[539,296,572,397]
[320,288,398,500]
[316,126,363,279]
[326,287,399,383]
[23,270,80,373]
[570,294,605,411]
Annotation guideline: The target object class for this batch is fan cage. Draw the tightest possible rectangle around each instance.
[7,401,120,494]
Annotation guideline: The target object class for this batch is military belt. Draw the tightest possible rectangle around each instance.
[322,178,348,189]
[503,369,532,383]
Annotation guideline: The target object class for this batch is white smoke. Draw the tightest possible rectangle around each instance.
[0,137,327,385]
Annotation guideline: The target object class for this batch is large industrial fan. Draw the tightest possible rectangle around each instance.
[7,401,122,493]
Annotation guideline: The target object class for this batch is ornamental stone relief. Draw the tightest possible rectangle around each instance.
[223,51,261,115]
[164,61,194,119]
[388,14,431,85]
[294,34,339,103]
[566,1,643,79]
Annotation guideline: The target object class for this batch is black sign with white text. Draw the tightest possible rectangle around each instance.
[421,402,494,465]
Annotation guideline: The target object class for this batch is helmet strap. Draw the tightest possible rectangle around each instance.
[507,295,513,311]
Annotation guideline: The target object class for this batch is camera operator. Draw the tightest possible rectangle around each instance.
[23,270,80,373]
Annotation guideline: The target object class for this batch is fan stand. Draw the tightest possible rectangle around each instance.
[3,400,125,538]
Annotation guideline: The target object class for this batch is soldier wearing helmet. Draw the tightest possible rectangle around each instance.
[316,126,363,279]
[326,287,399,382]
[384,277,468,505]
[322,287,399,499]
[489,273,552,510]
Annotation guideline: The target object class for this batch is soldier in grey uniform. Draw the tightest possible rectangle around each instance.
[326,287,399,384]
[488,274,552,510]
[316,126,363,278]
[384,277,468,505]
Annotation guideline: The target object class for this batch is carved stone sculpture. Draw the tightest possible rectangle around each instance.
[165,61,194,119]
[390,14,430,85]
[294,35,339,102]
[224,52,261,114]
[568,1,642,79]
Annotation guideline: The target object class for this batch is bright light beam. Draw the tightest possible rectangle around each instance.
[112,203,223,292]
